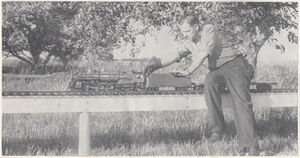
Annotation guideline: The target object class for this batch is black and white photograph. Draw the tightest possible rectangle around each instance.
[2,1,298,156]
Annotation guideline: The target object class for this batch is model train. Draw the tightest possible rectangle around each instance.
[68,73,276,93]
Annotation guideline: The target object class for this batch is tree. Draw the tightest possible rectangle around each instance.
[202,2,298,67]
[2,2,80,72]
[64,2,136,62]
[46,2,81,70]
[2,2,54,72]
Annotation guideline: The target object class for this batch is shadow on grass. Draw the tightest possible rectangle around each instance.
[90,121,236,150]
[2,136,77,155]
[256,108,298,138]
[90,113,297,155]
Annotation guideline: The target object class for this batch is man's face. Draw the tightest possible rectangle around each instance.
[179,21,199,42]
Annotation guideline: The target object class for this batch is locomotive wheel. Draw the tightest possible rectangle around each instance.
[108,84,115,90]
[82,84,90,91]
[124,88,131,92]
[99,84,106,91]
[194,85,204,91]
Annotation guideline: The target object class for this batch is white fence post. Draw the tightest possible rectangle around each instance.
[78,112,90,155]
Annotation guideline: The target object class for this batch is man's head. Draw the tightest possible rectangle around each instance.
[179,14,200,43]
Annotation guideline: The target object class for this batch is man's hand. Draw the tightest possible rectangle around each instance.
[171,69,190,77]
[144,56,162,76]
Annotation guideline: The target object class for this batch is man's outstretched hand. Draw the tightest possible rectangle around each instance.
[144,56,162,76]
[171,70,190,77]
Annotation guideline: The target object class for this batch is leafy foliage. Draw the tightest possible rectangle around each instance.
[46,2,82,68]
[2,2,298,73]
[2,2,53,70]
[2,2,79,72]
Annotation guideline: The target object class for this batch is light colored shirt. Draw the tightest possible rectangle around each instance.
[199,24,241,70]
[174,24,244,72]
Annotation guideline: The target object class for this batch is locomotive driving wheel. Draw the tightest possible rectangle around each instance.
[107,84,115,90]
[82,83,90,91]
[98,84,106,91]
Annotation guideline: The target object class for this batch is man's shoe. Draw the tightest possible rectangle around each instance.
[239,146,260,156]
[248,146,260,156]
[238,147,247,156]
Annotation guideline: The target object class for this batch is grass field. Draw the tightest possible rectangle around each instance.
[2,107,297,156]
[2,73,72,91]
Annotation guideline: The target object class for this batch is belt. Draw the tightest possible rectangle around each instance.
[221,54,243,66]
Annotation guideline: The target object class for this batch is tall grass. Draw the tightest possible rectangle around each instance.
[2,108,297,156]
[255,64,298,89]
[2,73,71,91]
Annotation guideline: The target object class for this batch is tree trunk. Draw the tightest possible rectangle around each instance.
[31,53,40,74]
[41,54,53,73]
[247,38,268,80]
[59,57,69,71]
[62,59,68,71]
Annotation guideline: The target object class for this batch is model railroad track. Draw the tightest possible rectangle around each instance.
[2,88,297,97]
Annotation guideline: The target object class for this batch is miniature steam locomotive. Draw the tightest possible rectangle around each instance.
[68,73,275,93]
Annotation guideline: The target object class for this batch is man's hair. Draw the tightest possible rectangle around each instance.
[179,14,200,27]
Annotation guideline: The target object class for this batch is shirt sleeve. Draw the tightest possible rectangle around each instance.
[199,24,218,55]
[175,42,191,62]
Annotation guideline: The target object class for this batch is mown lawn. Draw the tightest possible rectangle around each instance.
[2,107,297,156]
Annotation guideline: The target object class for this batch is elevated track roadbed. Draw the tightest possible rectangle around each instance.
[2,89,298,113]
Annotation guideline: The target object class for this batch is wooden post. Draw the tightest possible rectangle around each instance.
[78,112,90,155]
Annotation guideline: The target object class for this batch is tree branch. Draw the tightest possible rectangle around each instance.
[20,50,33,60]
[282,2,298,12]
[42,53,53,66]
[11,52,34,66]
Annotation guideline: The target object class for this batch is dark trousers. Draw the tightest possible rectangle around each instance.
[204,56,258,148]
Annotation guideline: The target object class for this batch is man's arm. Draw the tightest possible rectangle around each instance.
[174,24,217,76]
[161,50,191,67]
[184,53,208,74]
[143,50,191,75]
[144,23,218,75]
[173,51,208,76]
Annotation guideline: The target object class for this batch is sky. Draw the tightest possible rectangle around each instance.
[257,31,298,65]
[113,27,298,66]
